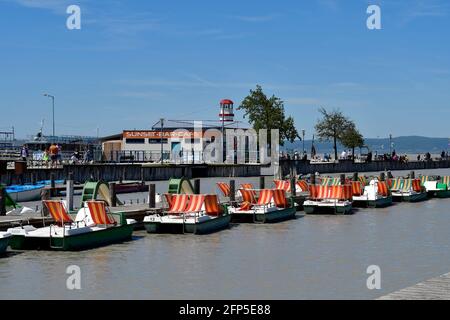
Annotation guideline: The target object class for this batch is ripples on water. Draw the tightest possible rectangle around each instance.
[1,169,450,299]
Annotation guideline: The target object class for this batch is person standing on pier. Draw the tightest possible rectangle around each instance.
[49,143,59,168]
[20,145,29,162]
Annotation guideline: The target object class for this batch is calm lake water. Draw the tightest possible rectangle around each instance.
[1,169,450,299]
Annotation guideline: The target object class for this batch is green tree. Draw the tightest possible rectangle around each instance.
[341,125,365,161]
[238,85,299,146]
[315,108,354,160]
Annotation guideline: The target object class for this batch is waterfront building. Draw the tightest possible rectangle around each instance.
[101,100,256,164]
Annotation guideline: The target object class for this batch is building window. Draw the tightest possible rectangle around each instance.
[185,138,201,144]
[126,138,145,144]
[149,139,168,144]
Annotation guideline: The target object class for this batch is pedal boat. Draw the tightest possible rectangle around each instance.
[390,179,428,202]
[7,200,135,251]
[352,180,393,208]
[303,185,353,215]
[143,194,230,234]
[228,189,296,223]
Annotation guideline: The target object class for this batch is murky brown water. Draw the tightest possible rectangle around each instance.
[1,169,450,299]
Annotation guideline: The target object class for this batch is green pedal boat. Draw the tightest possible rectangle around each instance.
[144,194,230,234]
[352,180,393,208]
[423,178,450,198]
[0,232,12,255]
[228,189,296,223]
[7,200,135,251]
[390,178,428,202]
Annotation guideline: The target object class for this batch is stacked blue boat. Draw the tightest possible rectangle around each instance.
[6,180,64,203]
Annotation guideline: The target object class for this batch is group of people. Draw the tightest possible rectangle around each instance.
[40,144,62,168]
[20,144,94,167]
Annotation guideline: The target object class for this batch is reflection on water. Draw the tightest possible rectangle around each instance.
[1,169,450,299]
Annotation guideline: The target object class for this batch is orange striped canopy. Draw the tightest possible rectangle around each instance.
[412,179,422,192]
[257,189,273,205]
[164,193,174,210]
[185,195,206,213]
[297,180,309,192]
[274,180,289,192]
[43,200,73,224]
[167,194,190,214]
[239,189,257,204]
[87,201,116,226]
[377,181,390,196]
[273,189,289,208]
[239,201,253,211]
[351,181,364,196]
[205,194,222,216]
[216,182,231,197]
[240,183,257,196]
[309,185,352,200]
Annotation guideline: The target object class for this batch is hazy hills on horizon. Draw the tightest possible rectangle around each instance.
[284,136,450,155]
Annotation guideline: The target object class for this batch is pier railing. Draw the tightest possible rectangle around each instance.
[98,150,261,165]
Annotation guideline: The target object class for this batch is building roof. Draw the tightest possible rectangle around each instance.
[151,119,247,130]
[220,99,234,105]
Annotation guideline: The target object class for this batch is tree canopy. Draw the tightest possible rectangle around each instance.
[340,125,365,159]
[315,107,362,160]
[238,85,299,145]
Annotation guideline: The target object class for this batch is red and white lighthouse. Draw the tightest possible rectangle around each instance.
[219,99,234,122]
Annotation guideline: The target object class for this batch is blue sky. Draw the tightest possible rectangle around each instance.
[1,0,449,139]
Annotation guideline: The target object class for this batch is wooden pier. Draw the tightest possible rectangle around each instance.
[378,272,450,300]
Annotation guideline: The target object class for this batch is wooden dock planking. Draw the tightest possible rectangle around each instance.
[378,272,450,300]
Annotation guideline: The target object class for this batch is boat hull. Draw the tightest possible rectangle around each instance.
[303,203,353,215]
[352,196,393,208]
[9,224,134,251]
[115,183,149,194]
[0,237,10,255]
[6,186,43,202]
[428,190,450,198]
[392,192,428,203]
[144,214,231,235]
[230,206,297,223]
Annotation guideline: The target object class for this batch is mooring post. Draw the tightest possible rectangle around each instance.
[141,167,145,183]
[194,179,201,194]
[66,178,74,212]
[0,187,6,216]
[259,176,265,190]
[230,180,236,203]
[30,172,36,185]
[109,182,117,207]
[50,172,56,197]
[290,176,297,197]
[353,172,358,182]
[410,171,415,179]
[149,184,156,208]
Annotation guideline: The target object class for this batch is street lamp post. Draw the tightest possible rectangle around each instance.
[160,118,165,163]
[389,134,393,155]
[302,129,306,156]
[43,93,55,137]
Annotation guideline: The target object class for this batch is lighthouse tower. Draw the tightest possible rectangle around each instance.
[219,99,234,122]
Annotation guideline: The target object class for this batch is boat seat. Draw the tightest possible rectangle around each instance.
[217,182,231,197]
[204,195,222,216]
[43,200,74,225]
[87,201,117,226]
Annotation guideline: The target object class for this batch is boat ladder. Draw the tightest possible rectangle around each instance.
[49,224,65,249]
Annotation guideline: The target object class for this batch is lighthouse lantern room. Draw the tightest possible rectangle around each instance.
[219,99,234,122]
